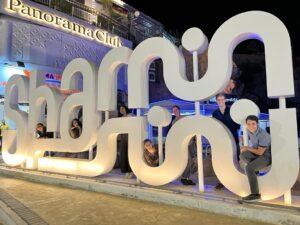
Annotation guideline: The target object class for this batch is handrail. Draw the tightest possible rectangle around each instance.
[29,0,177,44]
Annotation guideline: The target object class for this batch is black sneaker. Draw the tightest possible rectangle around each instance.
[214,183,224,190]
[242,194,261,202]
[181,178,189,185]
[186,179,196,185]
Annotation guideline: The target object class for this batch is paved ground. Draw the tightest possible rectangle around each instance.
[0,176,273,225]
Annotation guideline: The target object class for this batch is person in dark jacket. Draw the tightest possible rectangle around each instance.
[212,93,240,190]
[170,105,197,186]
[118,104,134,179]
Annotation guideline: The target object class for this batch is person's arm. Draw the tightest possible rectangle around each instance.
[241,146,267,155]
[239,135,244,148]
[78,127,82,136]
[234,121,241,130]
[69,129,75,138]
[245,130,271,156]
[212,111,217,119]
[143,151,153,166]
[153,155,159,166]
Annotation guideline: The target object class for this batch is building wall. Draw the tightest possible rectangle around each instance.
[0,15,128,90]
[0,16,116,71]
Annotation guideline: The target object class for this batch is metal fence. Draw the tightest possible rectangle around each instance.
[30,0,130,39]
[30,0,177,44]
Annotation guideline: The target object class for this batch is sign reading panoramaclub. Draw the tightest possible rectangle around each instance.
[4,0,123,48]
[2,11,299,201]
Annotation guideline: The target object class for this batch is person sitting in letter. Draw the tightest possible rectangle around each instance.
[143,139,159,167]
[69,119,82,139]
[240,115,271,202]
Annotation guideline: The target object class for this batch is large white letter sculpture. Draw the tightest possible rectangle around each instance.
[2,11,299,200]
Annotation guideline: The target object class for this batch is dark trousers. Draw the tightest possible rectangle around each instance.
[181,137,198,179]
[240,151,271,194]
[119,134,132,173]
[234,137,240,161]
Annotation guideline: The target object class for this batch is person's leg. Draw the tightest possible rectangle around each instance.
[181,153,192,179]
[240,151,257,164]
[120,134,133,178]
[244,155,271,195]
[123,134,132,174]
[120,147,131,174]
[119,137,127,174]
[236,143,240,162]
[181,140,196,185]
[124,145,132,173]
[190,157,198,175]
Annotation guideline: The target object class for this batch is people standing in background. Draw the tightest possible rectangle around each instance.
[212,93,240,190]
[143,139,159,167]
[171,105,197,185]
[118,104,134,179]
[0,120,9,150]
[0,120,9,131]
[35,123,48,156]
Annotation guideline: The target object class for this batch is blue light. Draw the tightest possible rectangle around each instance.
[0,66,25,95]
[2,66,25,79]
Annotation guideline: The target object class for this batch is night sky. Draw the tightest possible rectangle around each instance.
[124,0,300,57]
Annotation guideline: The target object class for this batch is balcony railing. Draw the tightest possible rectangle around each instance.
[29,0,178,44]
[30,0,130,39]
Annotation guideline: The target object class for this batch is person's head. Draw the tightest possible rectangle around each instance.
[172,105,181,117]
[36,123,45,133]
[71,119,81,128]
[246,115,259,133]
[223,79,236,94]
[144,139,153,151]
[118,104,131,117]
[216,93,226,108]
[223,71,241,94]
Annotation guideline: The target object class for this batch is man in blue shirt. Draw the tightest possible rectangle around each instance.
[240,115,272,202]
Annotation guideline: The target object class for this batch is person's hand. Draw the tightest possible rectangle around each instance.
[223,85,232,94]
[223,80,235,94]
[240,146,248,152]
